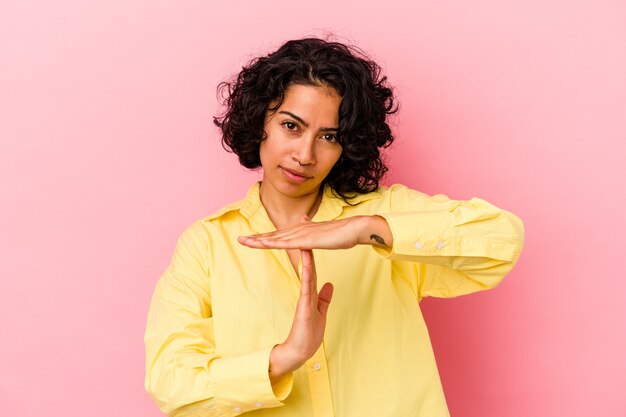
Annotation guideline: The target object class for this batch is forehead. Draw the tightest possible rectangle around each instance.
[276,84,341,123]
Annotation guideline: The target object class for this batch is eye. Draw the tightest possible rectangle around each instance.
[282,121,298,131]
[321,133,338,142]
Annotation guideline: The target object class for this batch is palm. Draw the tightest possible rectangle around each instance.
[286,250,333,358]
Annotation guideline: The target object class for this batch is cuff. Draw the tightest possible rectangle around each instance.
[372,211,455,267]
[210,345,294,414]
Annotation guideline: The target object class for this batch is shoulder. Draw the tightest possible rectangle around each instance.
[348,183,462,214]
[174,196,247,247]
[201,198,246,223]
[377,183,423,198]
[192,183,258,229]
[334,183,429,216]
[362,183,431,206]
[378,183,460,206]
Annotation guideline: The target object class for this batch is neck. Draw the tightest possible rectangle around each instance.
[259,182,324,230]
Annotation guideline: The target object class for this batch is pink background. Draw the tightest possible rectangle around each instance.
[1,1,625,416]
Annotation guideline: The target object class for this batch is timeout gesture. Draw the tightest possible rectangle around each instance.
[238,215,394,251]
[268,250,334,383]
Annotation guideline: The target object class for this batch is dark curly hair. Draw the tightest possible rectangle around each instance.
[213,37,398,200]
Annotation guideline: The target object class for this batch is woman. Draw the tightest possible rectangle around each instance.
[144,37,524,417]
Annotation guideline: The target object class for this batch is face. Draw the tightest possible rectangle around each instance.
[259,83,343,200]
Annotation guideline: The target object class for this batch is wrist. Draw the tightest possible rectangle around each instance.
[269,343,302,383]
[357,215,393,248]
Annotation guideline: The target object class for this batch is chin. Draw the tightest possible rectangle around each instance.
[279,181,321,198]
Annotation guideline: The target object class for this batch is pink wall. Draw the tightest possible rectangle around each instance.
[1,1,624,416]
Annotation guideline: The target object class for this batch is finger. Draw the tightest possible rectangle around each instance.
[263,226,309,241]
[237,236,272,248]
[308,250,319,304]
[242,220,315,240]
[241,225,306,242]
[300,250,313,298]
[244,218,322,241]
[317,282,334,316]
[254,237,315,250]
[308,249,317,280]
[239,226,311,246]
[239,230,281,240]
[301,249,317,300]
[239,235,312,250]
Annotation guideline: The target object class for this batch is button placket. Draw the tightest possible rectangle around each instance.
[306,344,334,416]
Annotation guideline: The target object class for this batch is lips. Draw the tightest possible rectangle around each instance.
[280,166,311,182]
[282,167,310,178]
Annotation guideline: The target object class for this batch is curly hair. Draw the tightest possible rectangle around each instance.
[213,37,398,200]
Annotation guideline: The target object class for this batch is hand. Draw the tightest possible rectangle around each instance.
[238,215,393,250]
[269,250,334,382]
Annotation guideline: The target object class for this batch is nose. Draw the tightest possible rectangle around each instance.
[292,136,316,166]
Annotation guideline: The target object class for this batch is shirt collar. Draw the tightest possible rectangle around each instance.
[206,182,382,228]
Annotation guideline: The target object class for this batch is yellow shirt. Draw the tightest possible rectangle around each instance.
[144,183,524,417]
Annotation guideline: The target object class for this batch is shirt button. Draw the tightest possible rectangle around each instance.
[436,241,445,249]
[255,402,262,408]
[233,407,242,413]
[313,362,322,370]
[415,242,423,249]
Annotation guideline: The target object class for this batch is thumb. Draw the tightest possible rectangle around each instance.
[317,282,334,316]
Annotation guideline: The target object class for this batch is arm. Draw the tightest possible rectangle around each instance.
[374,186,525,298]
[238,184,524,299]
[237,215,392,250]
[144,222,292,417]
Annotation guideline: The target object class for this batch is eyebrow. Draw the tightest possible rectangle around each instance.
[278,111,338,132]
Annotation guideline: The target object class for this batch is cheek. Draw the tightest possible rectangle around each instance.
[329,145,343,162]
[258,133,282,167]
[320,148,343,171]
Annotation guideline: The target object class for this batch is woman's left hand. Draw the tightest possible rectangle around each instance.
[238,215,393,250]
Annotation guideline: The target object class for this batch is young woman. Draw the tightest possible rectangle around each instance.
[145,38,524,417]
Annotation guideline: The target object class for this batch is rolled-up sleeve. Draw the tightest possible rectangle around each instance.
[144,221,293,417]
[373,185,525,299]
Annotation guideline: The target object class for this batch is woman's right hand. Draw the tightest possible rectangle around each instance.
[268,249,334,384]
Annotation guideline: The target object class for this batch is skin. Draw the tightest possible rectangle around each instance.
[256,83,344,229]
[236,83,394,386]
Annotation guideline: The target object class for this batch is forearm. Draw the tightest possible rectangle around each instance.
[371,196,525,298]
